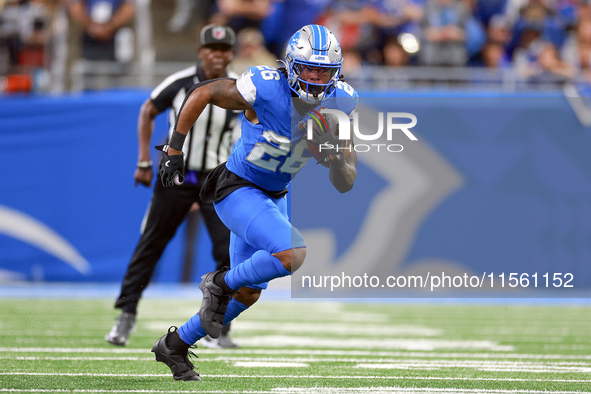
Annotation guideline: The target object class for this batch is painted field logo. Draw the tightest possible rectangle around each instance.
[306,108,418,153]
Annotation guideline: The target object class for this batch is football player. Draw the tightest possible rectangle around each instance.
[151,24,358,381]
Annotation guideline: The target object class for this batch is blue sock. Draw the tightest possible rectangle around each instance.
[178,298,250,345]
[223,298,250,325]
[178,316,206,345]
[224,250,291,290]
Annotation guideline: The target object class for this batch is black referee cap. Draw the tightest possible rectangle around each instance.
[200,24,236,48]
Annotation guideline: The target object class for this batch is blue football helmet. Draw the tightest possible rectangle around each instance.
[285,24,343,103]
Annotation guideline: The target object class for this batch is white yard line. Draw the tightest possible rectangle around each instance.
[3,347,591,360]
[0,356,153,361]
[271,389,591,394]
[1,372,591,383]
[229,349,591,360]
[272,389,591,394]
[143,321,442,337]
[235,313,391,323]
[233,362,309,368]
[210,356,591,366]
[0,390,267,393]
[6,355,591,370]
[355,362,591,373]
[232,321,445,336]
[235,336,514,351]
[0,347,151,354]
[1,389,590,394]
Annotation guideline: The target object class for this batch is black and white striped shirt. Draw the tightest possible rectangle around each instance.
[150,64,240,172]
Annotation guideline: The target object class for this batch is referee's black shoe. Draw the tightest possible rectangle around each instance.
[151,326,202,381]
[198,269,235,338]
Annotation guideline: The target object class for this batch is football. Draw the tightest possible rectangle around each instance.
[305,110,342,167]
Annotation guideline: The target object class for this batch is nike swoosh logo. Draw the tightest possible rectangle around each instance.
[249,69,255,77]
[165,160,170,167]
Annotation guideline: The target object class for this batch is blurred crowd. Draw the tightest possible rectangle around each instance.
[2,0,591,92]
[0,0,55,91]
[205,0,591,84]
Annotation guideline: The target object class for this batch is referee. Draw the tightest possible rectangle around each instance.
[105,24,239,348]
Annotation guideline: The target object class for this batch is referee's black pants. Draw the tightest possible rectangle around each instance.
[114,172,230,315]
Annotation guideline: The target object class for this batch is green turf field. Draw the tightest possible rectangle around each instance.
[1,298,590,393]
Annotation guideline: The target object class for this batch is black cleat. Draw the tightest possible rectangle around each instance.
[198,270,235,338]
[151,326,202,381]
[105,312,136,346]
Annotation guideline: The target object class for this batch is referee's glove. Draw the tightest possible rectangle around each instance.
[155,145,185,187]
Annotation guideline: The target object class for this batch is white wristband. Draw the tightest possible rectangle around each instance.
[137,160,153,169]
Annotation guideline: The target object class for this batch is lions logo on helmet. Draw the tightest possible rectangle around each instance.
[285,25,343,103]
[287,30,302,55]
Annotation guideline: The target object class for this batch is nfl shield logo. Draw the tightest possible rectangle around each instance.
[212,27,226,40]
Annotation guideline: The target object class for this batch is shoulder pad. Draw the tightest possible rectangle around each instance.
[335,80,358,98]
[236,66,285,105]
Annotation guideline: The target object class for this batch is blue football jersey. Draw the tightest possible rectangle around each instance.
[228,65,358,191]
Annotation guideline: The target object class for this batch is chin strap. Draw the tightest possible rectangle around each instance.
[296,83,330,103]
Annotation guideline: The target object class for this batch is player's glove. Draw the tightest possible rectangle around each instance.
[313,130,346,169]
[155,145,185,187]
